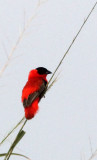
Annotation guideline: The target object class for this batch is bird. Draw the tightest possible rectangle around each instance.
[21,67,52,120]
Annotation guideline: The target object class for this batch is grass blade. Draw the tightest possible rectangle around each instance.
[0,152,31,160]
[4,119,27,160]
[48,2,97,85]
[0,116,25,146]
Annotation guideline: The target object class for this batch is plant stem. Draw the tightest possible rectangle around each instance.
[48,2,97,85]
[0,116,25,145]
[4,119,27,160]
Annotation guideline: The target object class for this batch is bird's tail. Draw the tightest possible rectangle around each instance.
[24,99,39,119]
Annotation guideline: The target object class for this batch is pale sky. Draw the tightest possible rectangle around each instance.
[0,0,97,160]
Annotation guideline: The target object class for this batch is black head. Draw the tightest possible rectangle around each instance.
[36,67,52,75]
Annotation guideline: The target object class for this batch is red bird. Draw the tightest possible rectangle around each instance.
[21,67,52,120]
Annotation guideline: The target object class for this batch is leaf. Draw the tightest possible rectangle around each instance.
[0,152,31,160]
[4,120,27,160]
[0,117,25,146]
[11,130,26,149]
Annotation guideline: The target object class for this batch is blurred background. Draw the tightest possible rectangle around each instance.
[0,0,97,159]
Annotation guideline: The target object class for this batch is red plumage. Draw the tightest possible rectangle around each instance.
[21,68,51,120]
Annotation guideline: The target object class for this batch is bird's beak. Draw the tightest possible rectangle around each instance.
[46,70,52,74]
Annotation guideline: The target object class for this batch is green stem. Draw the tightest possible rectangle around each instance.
[4,119,27,160]
[0,116,25,145]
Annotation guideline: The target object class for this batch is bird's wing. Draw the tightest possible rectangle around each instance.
[23,81,47,108]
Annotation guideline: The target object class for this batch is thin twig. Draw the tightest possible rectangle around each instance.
[48,2,97,85]
[0,0,47,78]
